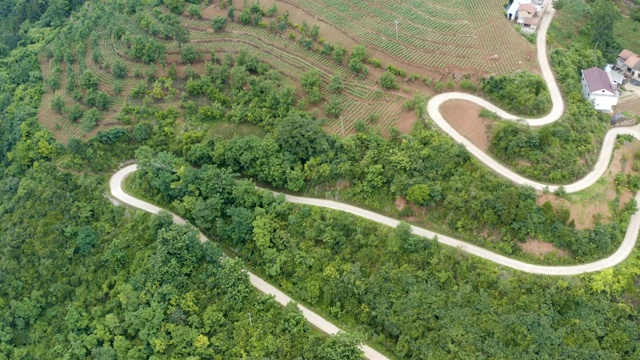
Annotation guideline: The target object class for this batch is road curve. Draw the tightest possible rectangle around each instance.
[107,5,640,356]
[109,165,388,360]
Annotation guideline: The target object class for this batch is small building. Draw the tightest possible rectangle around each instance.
[581,67,619,112]
[506,0,545,23]
[605,64,624,90]
[616,49,640,79]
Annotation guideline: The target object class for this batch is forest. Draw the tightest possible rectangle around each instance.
[2,0,640,359]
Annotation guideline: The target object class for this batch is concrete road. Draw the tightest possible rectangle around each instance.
[109,165,388,360]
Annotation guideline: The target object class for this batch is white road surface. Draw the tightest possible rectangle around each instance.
[107,5,640,359]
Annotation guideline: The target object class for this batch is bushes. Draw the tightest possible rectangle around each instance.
[379,71,399,90]
[180,46,202,64]
[81,108,101,131]
[482,71,551,116]
[212,16,227,31]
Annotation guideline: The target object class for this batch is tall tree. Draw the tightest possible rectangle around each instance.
[589,0,621,56]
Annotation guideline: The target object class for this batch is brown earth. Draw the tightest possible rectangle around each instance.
[394,196,407,211]
[518,239,571,257]
[395,110,419,135]
[439,99,491,151]
[616,97,640,117]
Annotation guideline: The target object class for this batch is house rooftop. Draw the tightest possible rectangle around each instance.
[619,49,637,60]
[624,55,640,70]
[523,17,540,26]
[518,3,537,14]
[582,67,615,94]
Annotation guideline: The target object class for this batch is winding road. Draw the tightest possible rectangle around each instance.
[107,5,640,360]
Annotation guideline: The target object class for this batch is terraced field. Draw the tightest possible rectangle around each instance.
[271,0,538,74]
[39,6,419,140]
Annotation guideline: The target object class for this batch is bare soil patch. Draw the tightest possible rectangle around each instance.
[395,196,407,211]
[616,97,640,117]
[518,239,570,257]
[396,111,418,135]
[439,99,491,151]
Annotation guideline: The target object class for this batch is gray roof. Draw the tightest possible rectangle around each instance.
[582,67,615,94]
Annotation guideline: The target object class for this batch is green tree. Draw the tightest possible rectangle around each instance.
[188,4,201,18]
[212,16,228,31]
[379,71,399,90]
[67,103,84,122]
[181,46,202,64]
[81,108,101,132]
[228,5,235,21]
[168,63,178,79]
[81,70,99,91]
[329,74,343,93]
[589,0,621,56]
[319,332,364,360]
[276,113,329,162]
[406,184,430,205]
[51,95,65,113]
[324,95,343,118]
[164,0,185,14]
[112,60,127,79]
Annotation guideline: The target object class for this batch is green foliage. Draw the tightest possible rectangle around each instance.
[329,74,344,93]
[276,112,329,162]
[80,69,99,91]
[489,43,606,183]
[164,0,185,14]
[212,15,228,31]
[324,95,344,118]
[332,43,346,63]
[51,95,65,113]
[386,64,406,77]
[134,150,640,360]
[112,60,127,79]
[188,4,201,18]
[81,108,101,132]
[301,69,322,103]
[131,81,148,99]
[67,103,84,122]
[589,0,621,58]
[0,162,352,358]
[379,71,399,90]
[482,71,551,117]
[181,46,202,64]
[406,184,430,205]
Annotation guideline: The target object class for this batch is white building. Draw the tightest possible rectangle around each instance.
[506,0,546,25]
[581,67,619,112]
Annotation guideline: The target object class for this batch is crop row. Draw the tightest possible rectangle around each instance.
[462,0,507,29]
[176,21,375,96]
[323,96,402,135]
[475,20,534,74]
[290,0,476,48]
[286,0,489,70]
[330,0,470,36]
[399,0,466,19]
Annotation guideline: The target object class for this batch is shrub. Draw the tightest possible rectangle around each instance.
[112,60,127,79]
[380,71,399,90]
[51,95,65,113]
[80,70,99,91]
[131,82,148,99]
[212,16,228,31]
[324,95,344,118]
[81,108,101,132]
[188,4,201,18]
[369,58,382,68]
[67,104,84,122]
[181,46,202,64]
